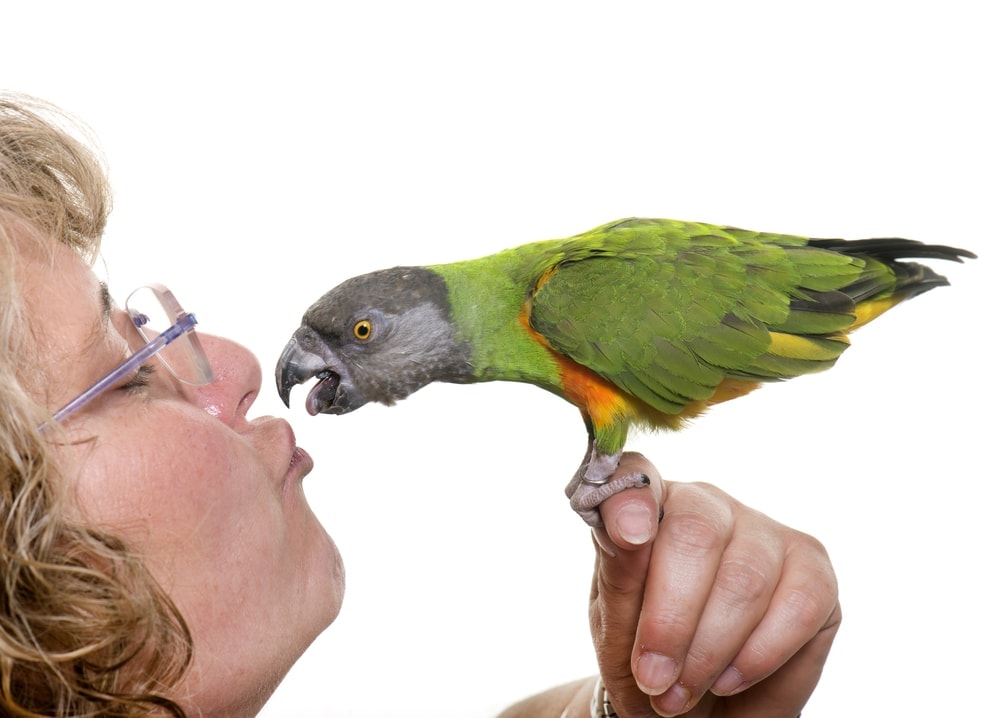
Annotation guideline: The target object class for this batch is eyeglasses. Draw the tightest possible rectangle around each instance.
[50,283,214,424]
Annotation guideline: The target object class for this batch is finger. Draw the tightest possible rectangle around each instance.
[596,453,665,554]
[650,508,786,715]
[712,603,841,716]
[630,482,735,698]
[709,533,840,699]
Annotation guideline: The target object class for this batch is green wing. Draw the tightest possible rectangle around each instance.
[527,218,867,416]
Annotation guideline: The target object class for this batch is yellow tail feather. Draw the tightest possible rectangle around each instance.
[767,331,850,361]
[851,295,908,330]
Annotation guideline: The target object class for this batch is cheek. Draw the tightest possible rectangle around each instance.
[67,410,278,579]
[61,405,345,676]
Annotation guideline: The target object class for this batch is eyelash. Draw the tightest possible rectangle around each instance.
[121,364,156,392]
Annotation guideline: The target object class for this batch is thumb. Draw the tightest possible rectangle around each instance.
[595,452,664,555]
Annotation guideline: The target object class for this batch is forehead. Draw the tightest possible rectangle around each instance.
[19,236,104,330]
[14,233,112,397]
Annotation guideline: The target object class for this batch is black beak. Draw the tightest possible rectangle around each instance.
[275,329,331,408]
[275,326,370,415]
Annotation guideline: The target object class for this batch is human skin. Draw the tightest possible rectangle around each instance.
[17,228,837,717]
[18,233,345,716]
[504,454,840,717]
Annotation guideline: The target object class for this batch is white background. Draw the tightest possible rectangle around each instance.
[4,3,995,716]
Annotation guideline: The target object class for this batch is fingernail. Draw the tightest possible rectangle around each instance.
[712,665,746,696]
[656,681,691,716]
[635,652,676,695]
[615,503,655,545]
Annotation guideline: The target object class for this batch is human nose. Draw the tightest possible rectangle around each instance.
[189,334,262,427]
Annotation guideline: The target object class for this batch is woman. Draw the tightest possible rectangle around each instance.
[1,93,838,717]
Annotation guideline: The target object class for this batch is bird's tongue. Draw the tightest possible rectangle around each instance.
[305,372,343,416]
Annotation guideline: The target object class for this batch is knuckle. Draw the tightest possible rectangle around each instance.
[781,580,837,630]
[782,535,839,628]
[675,643,723,693]
[684,644,717,677]
[661,484,734,554]
[638,605,686,640]
[714,555,773,607]
[797,530,833,562]
[663,510,725,553]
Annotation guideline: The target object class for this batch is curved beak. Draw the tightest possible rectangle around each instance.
[276,330,327,408]
[275,326,370,415]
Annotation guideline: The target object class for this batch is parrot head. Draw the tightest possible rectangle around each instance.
[276,266,473,415]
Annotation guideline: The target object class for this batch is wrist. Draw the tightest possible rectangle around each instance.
[591,677,618,718]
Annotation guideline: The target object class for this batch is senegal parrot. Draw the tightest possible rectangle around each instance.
[276,217,974,526]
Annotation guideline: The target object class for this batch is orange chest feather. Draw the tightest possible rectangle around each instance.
[557,358,635,430]
[517,311,761,433]
[518,311,633,428]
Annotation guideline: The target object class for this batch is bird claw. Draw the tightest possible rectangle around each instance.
[565,448,648,528]
[568,471,652,528]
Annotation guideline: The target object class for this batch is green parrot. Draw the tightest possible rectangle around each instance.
[275,217,974,526]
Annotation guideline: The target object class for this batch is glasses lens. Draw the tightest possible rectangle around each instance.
[125,285,214,385]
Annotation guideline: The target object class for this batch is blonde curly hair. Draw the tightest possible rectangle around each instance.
[1,94,192,717]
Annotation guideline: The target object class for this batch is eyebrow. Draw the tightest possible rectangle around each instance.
[98,281,112,324]
[80,281,114,355]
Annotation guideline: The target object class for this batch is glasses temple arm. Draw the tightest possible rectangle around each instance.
[49,314,196,424]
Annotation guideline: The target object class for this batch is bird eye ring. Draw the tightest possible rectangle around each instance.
[353,320,373,340]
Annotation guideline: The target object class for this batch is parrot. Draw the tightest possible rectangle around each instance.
[275,217,974,526]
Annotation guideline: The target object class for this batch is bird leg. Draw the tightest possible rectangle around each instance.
[564,437,649,528]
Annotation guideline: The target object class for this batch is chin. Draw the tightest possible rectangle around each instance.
[310,521,346,629]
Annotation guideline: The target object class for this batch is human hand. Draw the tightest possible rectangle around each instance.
[590,453,840,717]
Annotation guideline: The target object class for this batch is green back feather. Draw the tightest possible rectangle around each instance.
[431,217,969,433]
[524,219,867,413]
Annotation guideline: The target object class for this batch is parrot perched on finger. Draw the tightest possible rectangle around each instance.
[275,217,975,526]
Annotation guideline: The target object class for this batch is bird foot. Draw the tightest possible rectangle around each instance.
[565,451,649,528]
[568,471,652,527]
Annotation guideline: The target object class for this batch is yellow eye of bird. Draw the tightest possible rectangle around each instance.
[353,320,373,340]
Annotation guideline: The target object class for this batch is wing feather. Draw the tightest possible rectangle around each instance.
[527,219,861,416]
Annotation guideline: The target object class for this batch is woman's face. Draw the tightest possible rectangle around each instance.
[20,238,344,716]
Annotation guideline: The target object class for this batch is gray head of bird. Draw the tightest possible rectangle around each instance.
[275,266,473,415]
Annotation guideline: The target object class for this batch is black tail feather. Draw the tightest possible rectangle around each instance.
[808,237,977,263]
